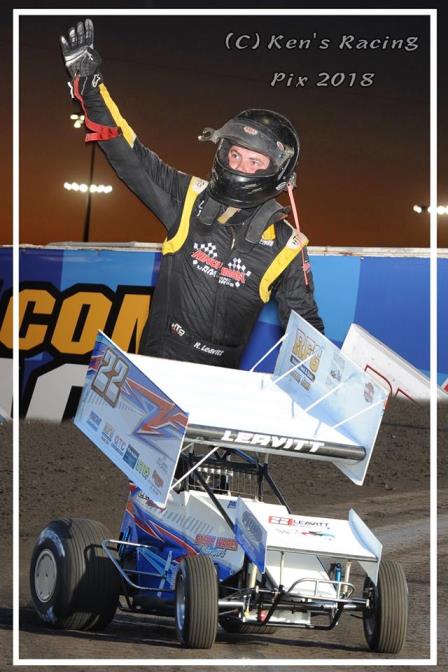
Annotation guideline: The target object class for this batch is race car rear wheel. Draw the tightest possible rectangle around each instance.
[363,559,408,653]
[175,555,218,648]
[219,615,277,635]
[30,518,120,631]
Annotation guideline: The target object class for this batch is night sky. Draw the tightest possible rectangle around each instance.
[5,9,446,248]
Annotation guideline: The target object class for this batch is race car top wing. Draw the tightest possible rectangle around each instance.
[74,320,388,506]
[272,311,390,485]
[74,332,188,508]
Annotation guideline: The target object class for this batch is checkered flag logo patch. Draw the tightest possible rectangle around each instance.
[192,241,218,264]
[228,257,251,274]
[227,257,252,287]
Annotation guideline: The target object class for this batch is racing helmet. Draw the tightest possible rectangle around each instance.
[198,108,300,208]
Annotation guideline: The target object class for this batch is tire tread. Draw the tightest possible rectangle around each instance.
[30,517,120,632]
[177,554,218,648]
[363,559,408,654]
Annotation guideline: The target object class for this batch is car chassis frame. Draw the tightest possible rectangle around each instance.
[101,442,373,633]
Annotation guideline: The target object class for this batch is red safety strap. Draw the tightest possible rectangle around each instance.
[287,183,309,286]
[73,77,121,143]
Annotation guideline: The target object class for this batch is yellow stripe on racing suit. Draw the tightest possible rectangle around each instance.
[259,227,308,302]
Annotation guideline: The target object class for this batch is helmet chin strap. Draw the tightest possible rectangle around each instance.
[287,183,309,287]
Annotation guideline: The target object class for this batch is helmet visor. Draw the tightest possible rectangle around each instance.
[203,119,294,171]
[217,139,280,176]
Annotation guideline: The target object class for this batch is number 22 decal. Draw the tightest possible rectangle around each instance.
[92,348,129,407]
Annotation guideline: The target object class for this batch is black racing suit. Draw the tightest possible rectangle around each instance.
[74,75,324,368]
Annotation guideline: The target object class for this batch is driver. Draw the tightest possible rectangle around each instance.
[60,19,324,368]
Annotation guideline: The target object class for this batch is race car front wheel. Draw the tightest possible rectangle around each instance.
[363,559,408,653]
[30,518,120,631]
[175,555,218,648]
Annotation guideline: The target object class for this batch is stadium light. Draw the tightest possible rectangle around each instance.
[70,113,85,129]
[64,182,113,194]
[413,204,448,215]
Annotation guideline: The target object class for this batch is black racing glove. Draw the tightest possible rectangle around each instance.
[60,18,102,79]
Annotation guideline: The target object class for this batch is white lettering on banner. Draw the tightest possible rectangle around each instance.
[26,363,88,422]
[0,358,12,418]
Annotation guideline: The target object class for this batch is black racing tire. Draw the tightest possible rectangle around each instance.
[219,615,277,635]
[363,559,408,653]
[30,518,120,631]
[175,554,218,648]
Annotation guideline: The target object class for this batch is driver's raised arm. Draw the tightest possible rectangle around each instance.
[60,19,190,232]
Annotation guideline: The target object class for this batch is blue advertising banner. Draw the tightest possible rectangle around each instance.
[0,245,445,420]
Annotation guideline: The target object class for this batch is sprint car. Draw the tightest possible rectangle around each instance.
[30,443,408,652]
[30,319,408,651]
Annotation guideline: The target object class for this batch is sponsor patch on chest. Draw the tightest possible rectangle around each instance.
[259,238,274,247]
[190,243,252,288]
[191,242,222,277]
[219,257,252,288]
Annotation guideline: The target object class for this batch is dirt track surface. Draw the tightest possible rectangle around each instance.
[1,399,447,670]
